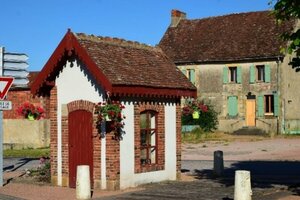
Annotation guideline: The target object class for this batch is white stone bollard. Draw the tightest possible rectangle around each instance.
[213,150,224,176]
[234,170,252,200]
[76,165,91,199]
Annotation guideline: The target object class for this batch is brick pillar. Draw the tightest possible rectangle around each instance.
[50,86,58,185]
[176,104,182,180]
[106,134,120,190]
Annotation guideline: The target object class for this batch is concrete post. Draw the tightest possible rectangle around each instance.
[213,150,224,176]
[234,170,252,200]
[76,165,91,199]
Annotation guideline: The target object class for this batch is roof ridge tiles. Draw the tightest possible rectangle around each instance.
[75,32,163,53]
[186,10,271,22]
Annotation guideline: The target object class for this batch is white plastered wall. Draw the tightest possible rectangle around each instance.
[120,102,177,189]
[55,59,106,187]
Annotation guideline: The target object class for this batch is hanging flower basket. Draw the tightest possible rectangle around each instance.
[182,99,208,120]
[95,101,125,140]
[16,102,45,121]
[192,111,199,119]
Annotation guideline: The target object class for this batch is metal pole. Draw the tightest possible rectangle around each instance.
[0,47,3,186]
[0,111,3,186]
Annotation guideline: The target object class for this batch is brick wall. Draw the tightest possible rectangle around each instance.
[134,102,165,173]
[4,89,50,119]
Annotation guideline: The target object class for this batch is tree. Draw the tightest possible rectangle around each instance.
[271,0,300,71]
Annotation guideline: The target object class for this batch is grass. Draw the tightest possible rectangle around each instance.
[3,147,50,158]
[182,128,224,143]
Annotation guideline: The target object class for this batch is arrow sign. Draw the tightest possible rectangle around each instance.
[0,77,14,100]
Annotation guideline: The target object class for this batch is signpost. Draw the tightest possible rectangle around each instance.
[0,47,25,186]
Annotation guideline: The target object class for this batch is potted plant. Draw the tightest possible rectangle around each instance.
[95,101,125,140]
[16,102,45,120]
[182,99,208,119]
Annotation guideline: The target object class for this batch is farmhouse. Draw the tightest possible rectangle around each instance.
[31,30,196,190]
[159,10,299,135]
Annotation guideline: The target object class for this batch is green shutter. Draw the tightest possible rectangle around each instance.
[190,69,195,84]
[265,64,271,83]
[228,96,238,116]
[181,69,187,77]
[257,95,264,117]
[223,67,228,84]
[250,65,255,83]
[237,66,242,83]
[274,93,279,116]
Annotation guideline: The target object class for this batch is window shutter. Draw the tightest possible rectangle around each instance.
[274,93,279,116]
[257,95,264,117]
[265,64,271,83]
[181,69,187,77]
[237,66,242,83]
[228,96,238,116]
[250,65,255,83]
[190,69,195,84]
[223,67,228,84]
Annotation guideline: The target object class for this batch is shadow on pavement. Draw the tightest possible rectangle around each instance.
[192,160,300,197]
[3,158,38,172]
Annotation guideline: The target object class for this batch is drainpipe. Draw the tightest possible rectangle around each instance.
[276,57,284,134]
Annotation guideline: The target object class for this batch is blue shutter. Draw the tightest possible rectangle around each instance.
[190,69,195,84]
[228,96,238,116]
[237,66,242,83]
[274,93,279,116]
[250,65,255,83]
[181,69,187,77]
[223,67,228,84]
[257,95,264,117]
[265,64,271,83]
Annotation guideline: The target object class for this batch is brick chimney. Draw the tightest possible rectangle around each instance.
[171,9,186,27]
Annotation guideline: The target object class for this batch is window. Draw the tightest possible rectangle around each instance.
[256,65,265,82]
[257,93,279,117]
[229,67,237,83]
[140,111,157,165]
[250,64,271,83]
[228,96,238,117]
[223,66,241,84]
[265,95,274,114]
[181,69,195,84]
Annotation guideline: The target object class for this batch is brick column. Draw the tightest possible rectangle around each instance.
[50,86,58,185]
[106,134,120,190]
[176,104,182,180]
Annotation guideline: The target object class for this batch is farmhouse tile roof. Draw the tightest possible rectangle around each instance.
[31,30,196,98]
[159,10,295,63]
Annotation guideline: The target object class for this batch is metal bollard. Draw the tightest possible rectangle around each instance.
[76,165,91,199]
[234,170,252,200]
[213,150,224,176]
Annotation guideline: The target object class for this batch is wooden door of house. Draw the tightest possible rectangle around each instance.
[246,99,256,126]
[69,110,93,188]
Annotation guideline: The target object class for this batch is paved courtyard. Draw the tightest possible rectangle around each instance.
[0,137,300,199]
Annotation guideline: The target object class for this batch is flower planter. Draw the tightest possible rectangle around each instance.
[105,115,111,122]
[27,114,35,121]
[192,111,199,119]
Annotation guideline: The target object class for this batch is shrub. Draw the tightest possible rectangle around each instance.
[182,100,218,132]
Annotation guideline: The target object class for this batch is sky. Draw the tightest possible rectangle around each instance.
[0,0,273,71]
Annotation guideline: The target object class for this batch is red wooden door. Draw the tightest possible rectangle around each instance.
[69,110,93,188]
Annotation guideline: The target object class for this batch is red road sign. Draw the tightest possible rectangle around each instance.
[0,77,14,100]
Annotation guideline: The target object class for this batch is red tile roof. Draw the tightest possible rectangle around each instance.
[31,30,196,98]
[159,10,295,63]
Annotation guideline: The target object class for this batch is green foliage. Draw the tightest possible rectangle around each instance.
[271,0,300,71]
[29,160,51,183]
[182,100,218,132]
[3,147,50,158]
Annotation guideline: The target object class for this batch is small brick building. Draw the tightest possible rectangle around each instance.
[31,30,196,190]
